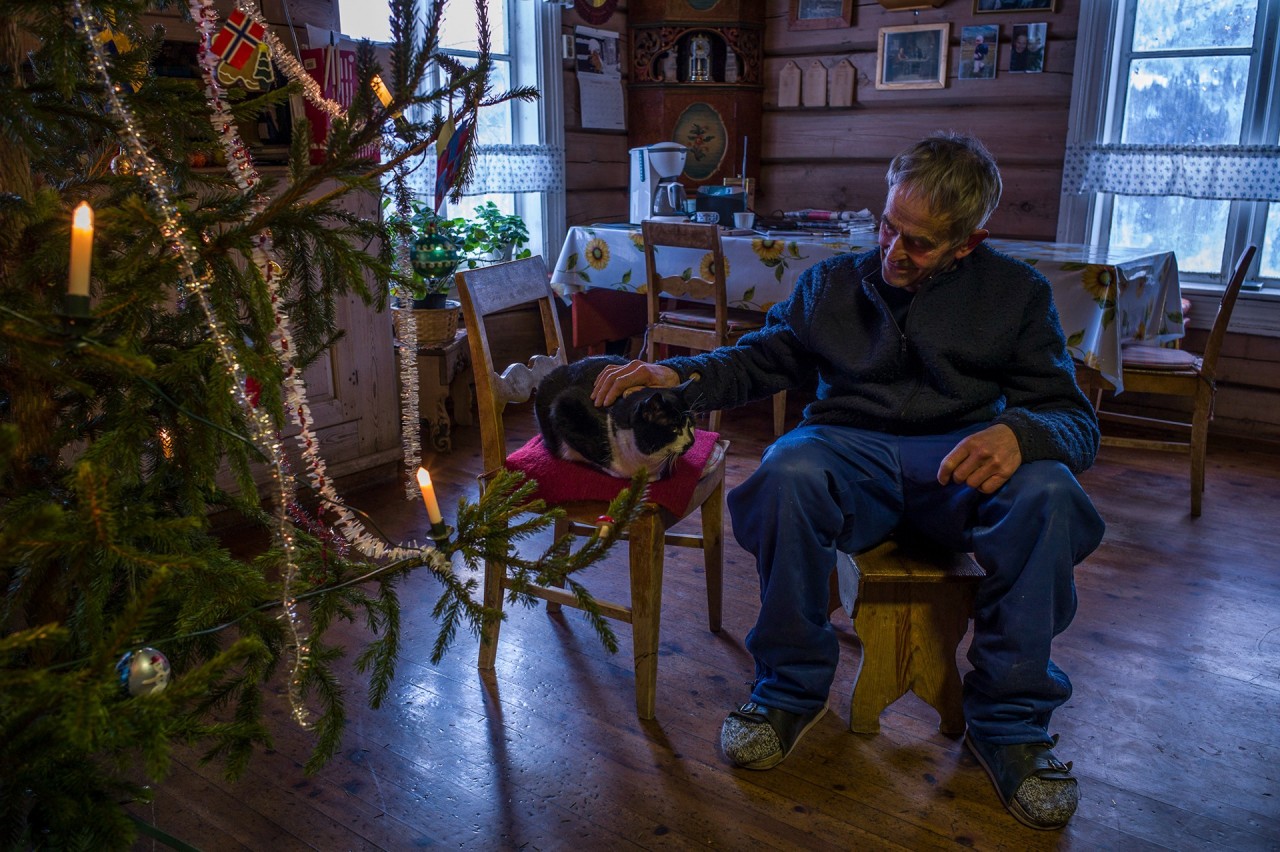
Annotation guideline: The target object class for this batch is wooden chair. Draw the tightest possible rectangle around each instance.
[830,540,984,735]
[1079,244,1255,517]
[455,256,729,720]
[642,221,788,436]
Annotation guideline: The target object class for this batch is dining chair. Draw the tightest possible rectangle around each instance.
[1081,244,1256,517]
[455,255,729,720]
[641,221,788,436]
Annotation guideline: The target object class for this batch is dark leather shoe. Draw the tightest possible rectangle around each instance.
[720,701,827,770]
[965,732,1078,829]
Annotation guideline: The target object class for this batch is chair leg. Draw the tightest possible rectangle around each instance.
[546,516,569,613]
[478,557,504,671]
[772,391,787,437]
[1190,387,1212,517]
[700,476,725,633]
[628,512,665,720]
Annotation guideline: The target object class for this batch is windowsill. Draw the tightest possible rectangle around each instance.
[1182,283,1280,337]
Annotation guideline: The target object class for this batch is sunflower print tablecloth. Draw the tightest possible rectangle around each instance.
[552,227,1181,394]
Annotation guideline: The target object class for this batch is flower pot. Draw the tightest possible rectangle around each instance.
[395,301,460,346]
[412,293,451,310]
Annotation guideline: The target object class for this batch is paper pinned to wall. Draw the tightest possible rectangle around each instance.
[574,25,625,130]
[578,75,625,130]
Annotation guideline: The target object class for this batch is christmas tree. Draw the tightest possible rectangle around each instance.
[0,1,635,846]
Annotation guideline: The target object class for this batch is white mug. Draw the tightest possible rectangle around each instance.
[734,211,756,229]
[693,211,719,225]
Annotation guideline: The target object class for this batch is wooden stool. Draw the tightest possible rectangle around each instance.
[416,328,474,453]
[838,539,984,735]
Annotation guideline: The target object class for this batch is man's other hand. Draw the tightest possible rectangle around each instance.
[937,423,1022,494]
[591,360,680,407]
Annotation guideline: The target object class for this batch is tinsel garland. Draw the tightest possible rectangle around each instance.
[73,1,445,727]
[189,0,429,563]
[231,0,424,498]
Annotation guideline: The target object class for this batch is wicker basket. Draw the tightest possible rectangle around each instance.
[411,301,461,346]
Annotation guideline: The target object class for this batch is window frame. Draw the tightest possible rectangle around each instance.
[337,0,564,263]
[430,0,565,264]
[1059,0,1280,335]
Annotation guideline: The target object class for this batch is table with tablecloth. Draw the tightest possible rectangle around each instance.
[551,225,1181,393]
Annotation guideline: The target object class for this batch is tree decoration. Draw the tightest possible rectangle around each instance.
[116,648,172,696]
[210,8,266,71]
[411,227,462,281]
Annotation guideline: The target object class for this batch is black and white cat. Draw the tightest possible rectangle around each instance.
[535,355,700,481]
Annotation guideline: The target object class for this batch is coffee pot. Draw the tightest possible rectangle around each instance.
[628,142,689,223]
[652,179,688,217]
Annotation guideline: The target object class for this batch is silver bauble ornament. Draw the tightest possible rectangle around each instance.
[116,647,171,696]
[110,151,134,175]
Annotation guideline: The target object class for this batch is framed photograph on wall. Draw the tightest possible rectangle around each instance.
[1009,22,1047,73]
[788,0,853,31]
[959,24,998,80]
[875,23,949,90]
[974,0,1056,13]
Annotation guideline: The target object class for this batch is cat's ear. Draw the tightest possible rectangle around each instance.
[673,378,707,414]
[638,392,666,421]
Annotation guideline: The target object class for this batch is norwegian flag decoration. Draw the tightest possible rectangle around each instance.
[434,116,474,211]
[211,9,266,71]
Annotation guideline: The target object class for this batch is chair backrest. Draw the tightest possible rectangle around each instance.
[455,256,568,473]
[642,221,729,334]
[1199,244,1256,381]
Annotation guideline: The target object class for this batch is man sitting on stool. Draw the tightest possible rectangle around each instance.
[591,132,1105,830]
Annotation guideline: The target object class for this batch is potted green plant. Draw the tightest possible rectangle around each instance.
[454,201,532,268]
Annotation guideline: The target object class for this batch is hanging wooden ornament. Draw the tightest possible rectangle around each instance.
[574,0,619,26]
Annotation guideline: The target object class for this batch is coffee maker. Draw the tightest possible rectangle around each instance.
[628,142,689,224]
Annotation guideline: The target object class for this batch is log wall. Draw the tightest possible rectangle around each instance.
[557,0,1280,445]
[757,0,1077,239]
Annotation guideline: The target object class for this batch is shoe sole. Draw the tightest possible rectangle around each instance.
[963,731,1069,831]
[738,704,828,771]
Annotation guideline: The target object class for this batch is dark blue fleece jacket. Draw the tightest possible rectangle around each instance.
[662,244,1100,473]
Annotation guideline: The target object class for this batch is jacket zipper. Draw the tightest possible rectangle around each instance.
[895,296,922,420]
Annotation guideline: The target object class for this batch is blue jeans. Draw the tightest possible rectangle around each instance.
[726,423,1105,744]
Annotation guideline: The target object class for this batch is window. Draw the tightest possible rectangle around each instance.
[336,0,565,261]
[1060,1,1280,306]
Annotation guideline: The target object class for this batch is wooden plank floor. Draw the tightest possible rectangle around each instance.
[133,397,1280,850]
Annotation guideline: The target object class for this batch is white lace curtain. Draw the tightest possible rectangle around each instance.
[463,144,564,195]
[401,144,564,203]
[1063,144,1280,202]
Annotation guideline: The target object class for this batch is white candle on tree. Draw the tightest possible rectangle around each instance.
[69,201,94,298]
[416,466,443,525]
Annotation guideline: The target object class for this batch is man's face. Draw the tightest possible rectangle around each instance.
[878,186,981,292]
[1014,34,1027,51]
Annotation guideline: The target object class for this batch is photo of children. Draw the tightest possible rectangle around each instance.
[1008,22,1047,73]
[959,25,998,80]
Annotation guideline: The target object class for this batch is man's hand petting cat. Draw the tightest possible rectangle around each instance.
[591,360,680,407]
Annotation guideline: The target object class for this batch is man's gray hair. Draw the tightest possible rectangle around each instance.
[885,132,1003,243]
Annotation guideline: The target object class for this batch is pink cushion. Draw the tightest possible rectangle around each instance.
[505,429,721,515]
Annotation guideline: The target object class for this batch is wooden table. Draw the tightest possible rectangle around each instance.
[551,226,1182,393]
